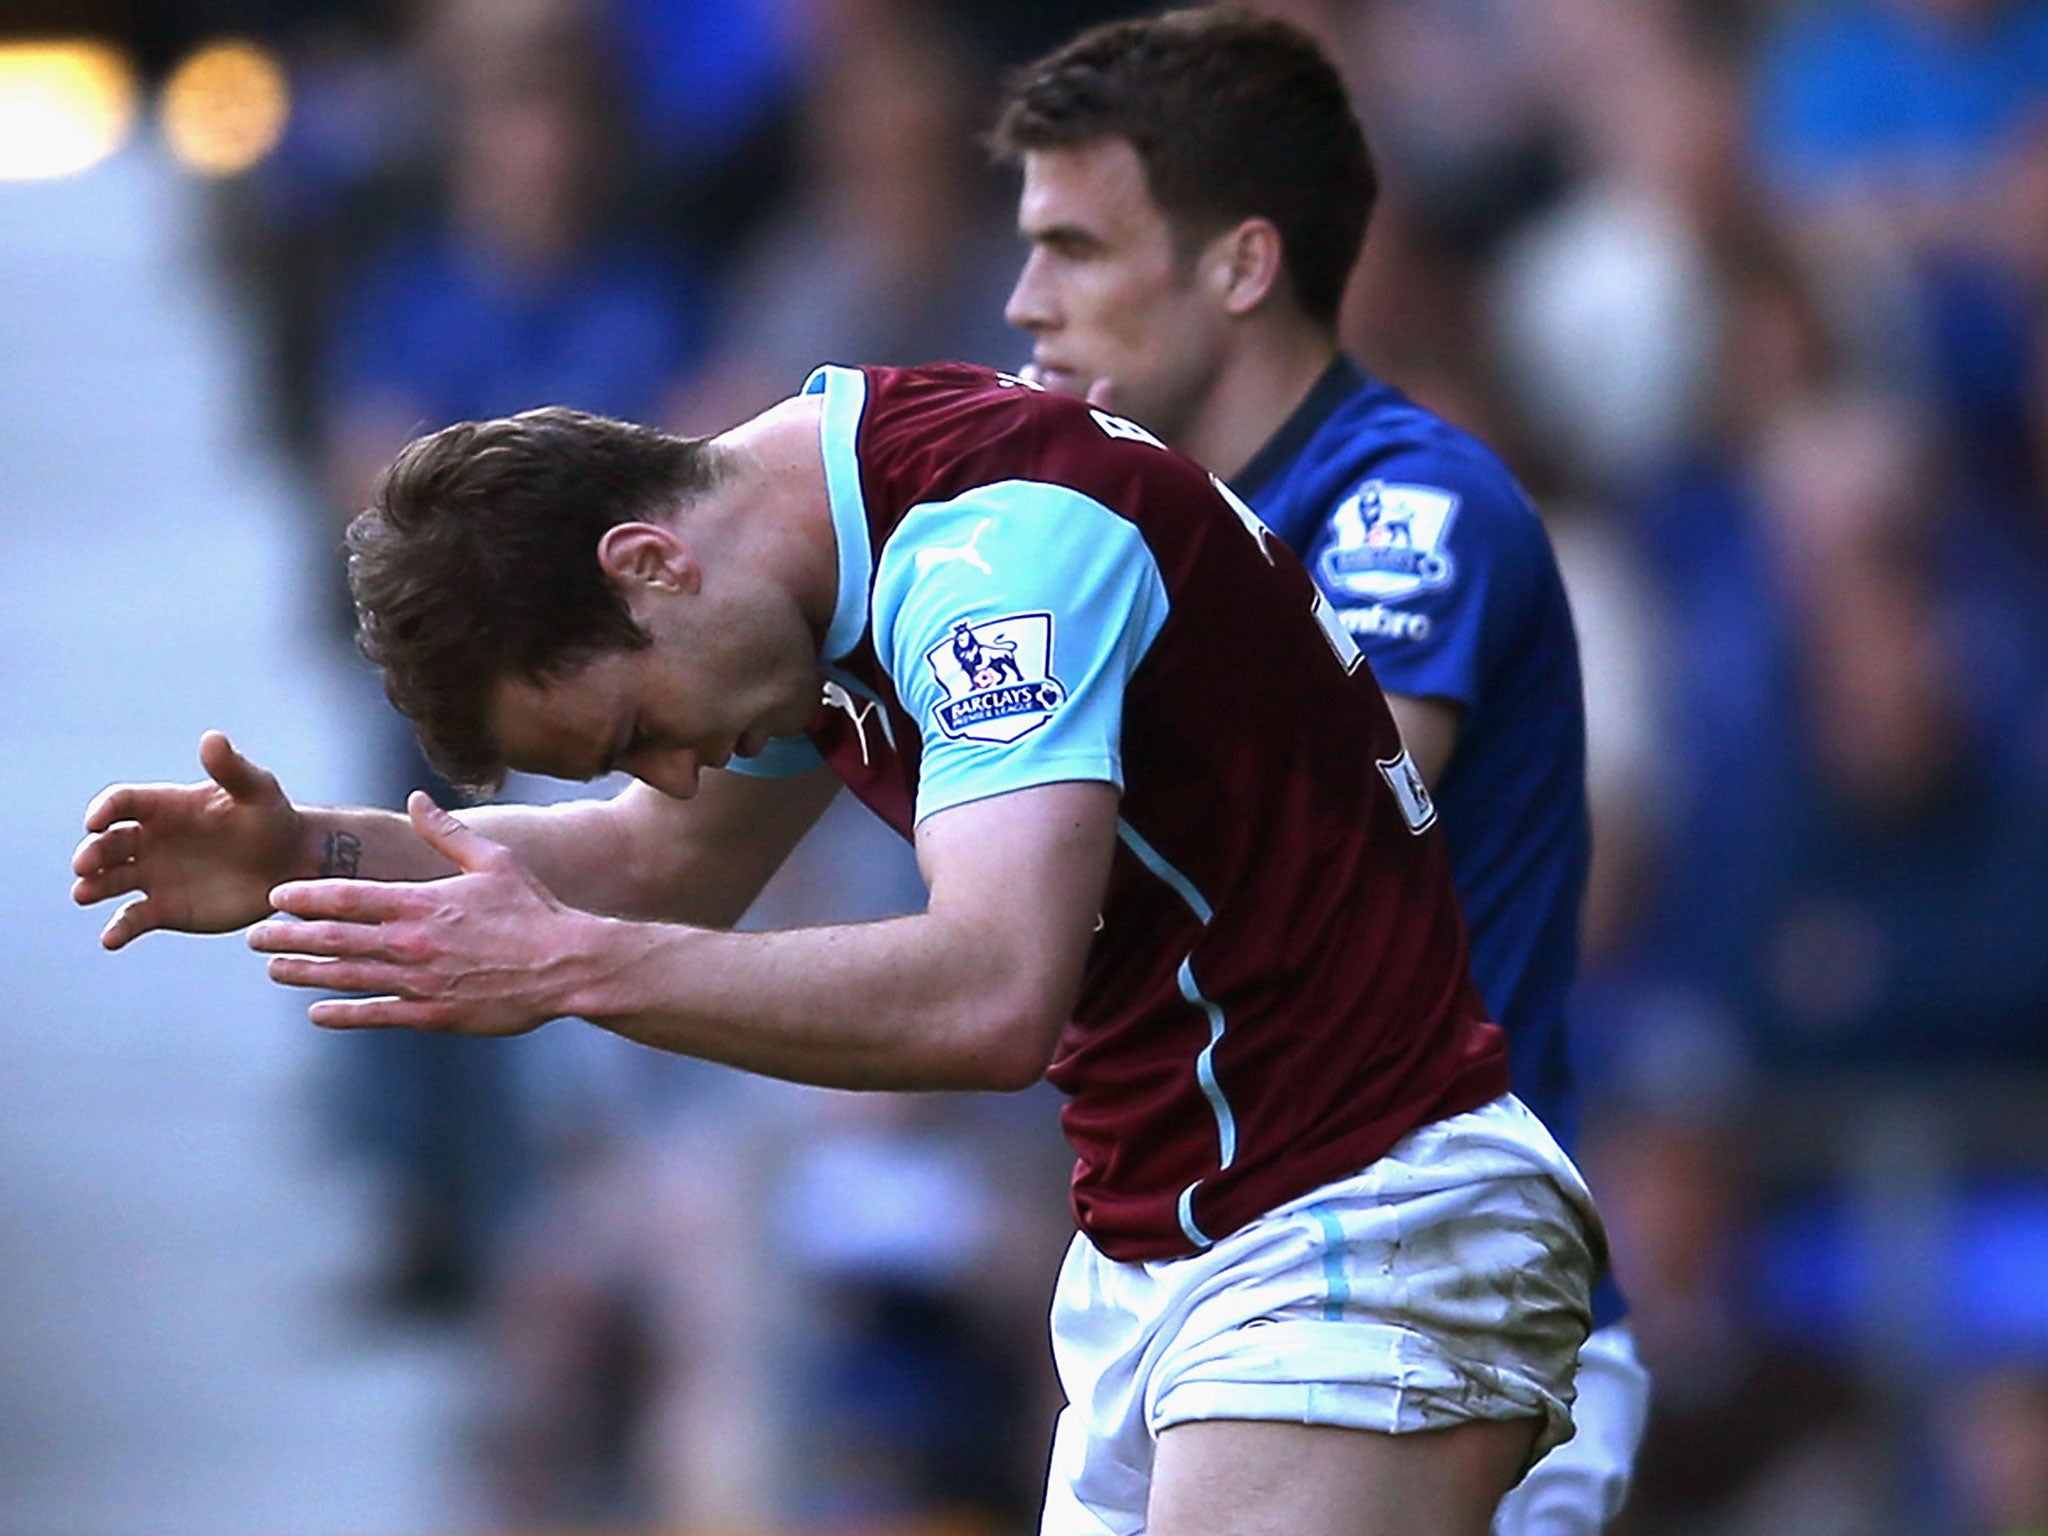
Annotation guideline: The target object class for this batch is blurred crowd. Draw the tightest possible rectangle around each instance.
[189,0,2048,1532]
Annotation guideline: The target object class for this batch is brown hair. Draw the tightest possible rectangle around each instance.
[989,5,1375,328]
[347,407,721,789]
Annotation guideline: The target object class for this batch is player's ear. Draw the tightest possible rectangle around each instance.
[597,522,701,596]
[1208,218,1285,317]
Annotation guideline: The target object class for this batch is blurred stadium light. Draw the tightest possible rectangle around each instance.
[0,0,376,181]
[159,38,288,176]
[0,40,139,180]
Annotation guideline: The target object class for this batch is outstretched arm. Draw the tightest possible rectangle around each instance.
[248,779,1119,1092]
[74,732,839,948]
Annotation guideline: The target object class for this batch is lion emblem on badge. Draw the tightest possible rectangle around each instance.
[952,621,1025,690]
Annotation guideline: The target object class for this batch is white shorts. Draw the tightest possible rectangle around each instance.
[1492,1321,1650,1536]
[1040,1095,1604,1536]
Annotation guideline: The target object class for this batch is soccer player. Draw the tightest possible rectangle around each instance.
[75,362,1600,1535]
[993,10,1650,1534]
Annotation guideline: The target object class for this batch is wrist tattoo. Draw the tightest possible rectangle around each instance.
[320,831,363,878]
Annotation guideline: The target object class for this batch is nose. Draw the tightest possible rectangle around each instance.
[1005,247,1055,337]
[631,746,702,801]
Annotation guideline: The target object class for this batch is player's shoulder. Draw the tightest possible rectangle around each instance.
[850,361,1152,473]
[1301,378,1552,592]
[1319,379,1535,531]
[854,360,1086,421]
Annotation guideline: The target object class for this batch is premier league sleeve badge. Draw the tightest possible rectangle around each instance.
[924,613,1069,744]
[1317,480,1460,601]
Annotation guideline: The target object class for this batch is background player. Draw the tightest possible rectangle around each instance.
[992,10,1649,1532]
[74,363,1601,1536]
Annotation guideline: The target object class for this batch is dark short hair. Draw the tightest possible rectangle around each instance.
[347,407,721,790]
[989,5,1375,328]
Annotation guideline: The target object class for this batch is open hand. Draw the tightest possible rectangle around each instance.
[248,793,594,1034]
[73,732,306,949]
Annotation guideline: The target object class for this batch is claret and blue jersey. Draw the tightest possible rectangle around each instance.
[732,362,1509,1264]
[1236,356,1623,1327]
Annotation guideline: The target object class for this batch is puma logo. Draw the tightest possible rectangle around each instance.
[915,517,994,577]
[822,679,896,766]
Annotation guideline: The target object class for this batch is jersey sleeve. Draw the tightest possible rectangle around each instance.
[871,480,1170,823]
[1307,459,1543,710]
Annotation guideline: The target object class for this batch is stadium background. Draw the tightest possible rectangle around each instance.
[3,0,2046,1532]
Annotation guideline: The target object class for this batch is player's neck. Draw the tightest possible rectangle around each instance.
[706,395,840,648]
[1178,319,1340,482]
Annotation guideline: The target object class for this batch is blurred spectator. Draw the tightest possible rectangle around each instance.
[741,791,1070,1533]
[1626,321,2048,1075]
[1940,1366,2048,1535]
[768,1086,1071,1530]
[1583,189,2048,1536]
[1484,0,1736,497]
[313,0,713,1321]
[477,1070,799,1529]
[321,0,708,519]
[1331,0,1569,439]
[939,0,1152,77]
[1751,0,2048,501]
[1587,1108,1892,1536]
[211,5,439,464]
[596,0,1156,285]
[1340,0,1570,265]
[669,0,1024,429]
[598,0,808,268]
[1541,504,1673,969]
[1751,0,2048,252]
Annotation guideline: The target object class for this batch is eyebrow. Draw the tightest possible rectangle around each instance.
[1025,219,1106,253]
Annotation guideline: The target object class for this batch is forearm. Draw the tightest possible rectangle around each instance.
[260,780,1109,1079]
[293,803,451,882]
[561,907,1066,1093]
[294,789,779,927]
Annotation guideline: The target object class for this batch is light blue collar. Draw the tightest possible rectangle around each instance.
[802,364,872,662]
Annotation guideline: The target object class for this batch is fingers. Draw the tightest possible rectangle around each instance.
[248,917,401,960]
[72,861,145,908]
[198,730,278,803]
[264,945,500,1033]
[74,823,152,935]
[268,877,421,923]
[1084,377,1118,411]
[84,783,155,835]
[84,732,274,834]
[406,791,509,874]
[72,824,141,878]
[261,952,408,995]
[99,898,161,951]
[307,995,456,1031]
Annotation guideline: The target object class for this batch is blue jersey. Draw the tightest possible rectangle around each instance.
[1237,359,1622,1326]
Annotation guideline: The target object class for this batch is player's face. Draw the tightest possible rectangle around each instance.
[488,598,818,800]
[1006,139,1231,443]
